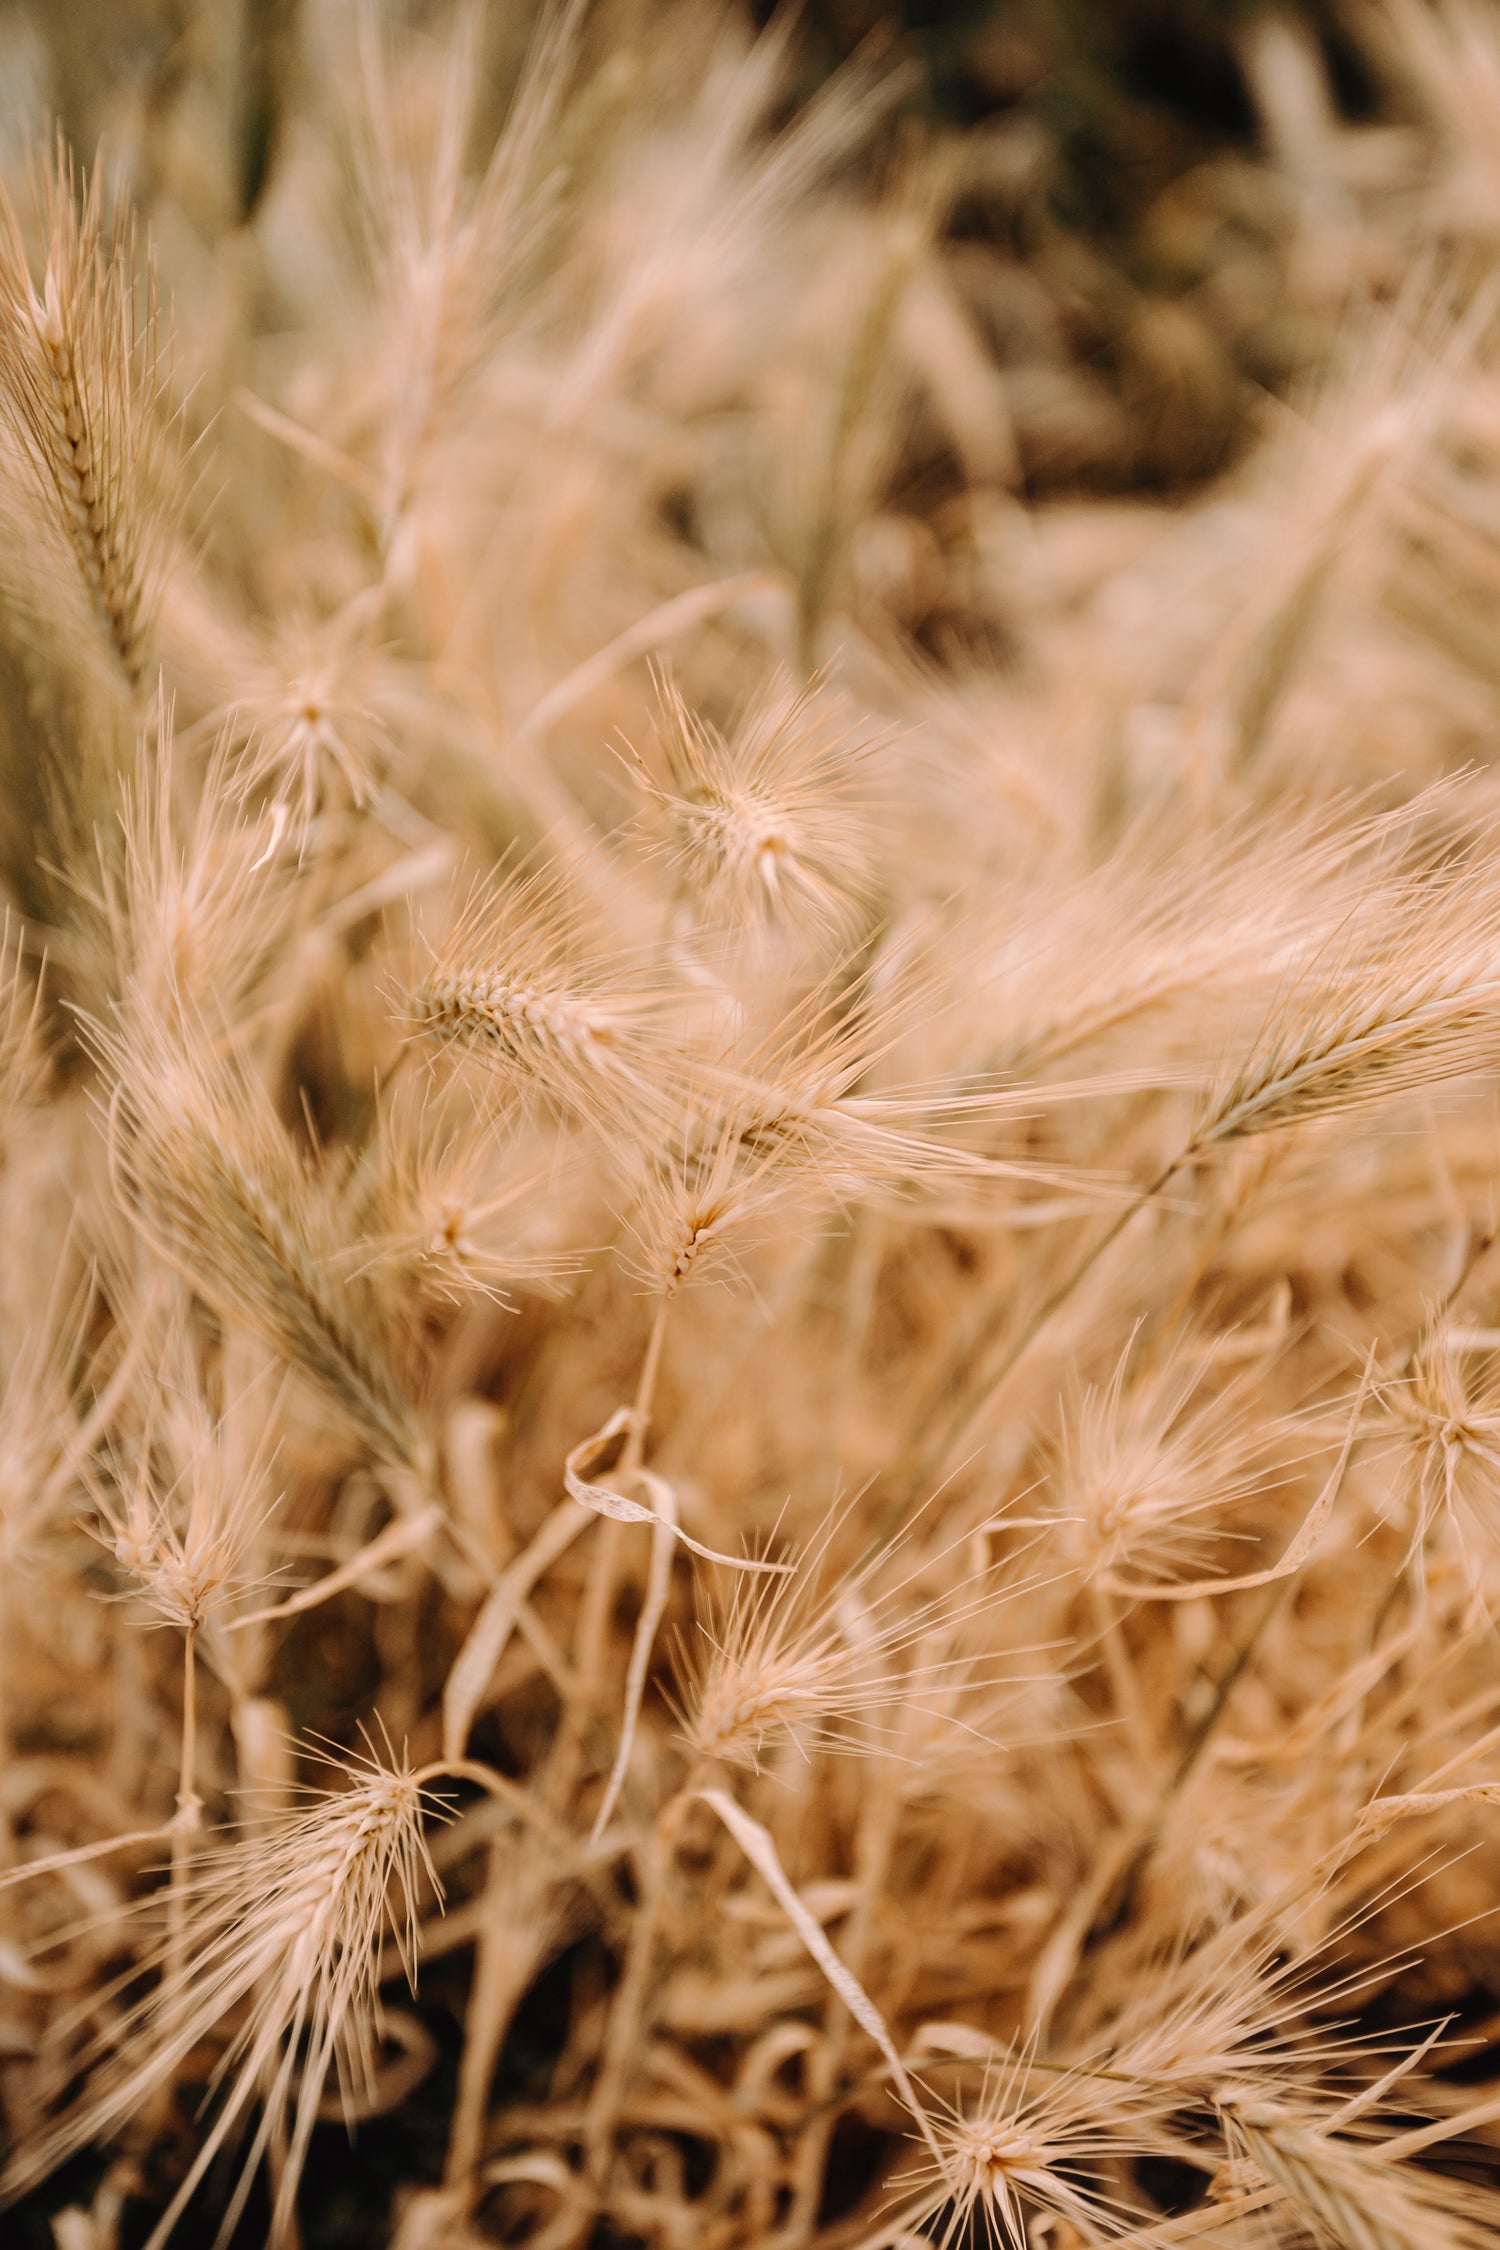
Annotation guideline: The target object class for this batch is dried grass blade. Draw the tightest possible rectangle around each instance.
[1354,1782,1500,1837]
[564,1409,791,1572]
[699,1786,945,2170]
[589,1472,677,1845]
[442,1500,588,1762]
[229,1504,443,1631]
[517,573,781,745]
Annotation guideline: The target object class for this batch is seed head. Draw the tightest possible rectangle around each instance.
[887,2056,1162,2248]
[630,673,879,939]
[4,1746,438,2248]
[409,865,694,1138]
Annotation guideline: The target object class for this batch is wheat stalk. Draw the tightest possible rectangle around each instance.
[0,143,179,688]
[7,10,1500,2247]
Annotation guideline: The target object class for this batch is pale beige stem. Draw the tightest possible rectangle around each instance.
[167,1625,202,1990]
[882,1157,1182,1531]
[544,1298,672,1812]
[623,1297,671,1474]
[0,1824,172,1894]
[584,1778,699,2185]
[1089,1580,1158,1772]
[443,1838,550,2201]
[0,1640,12,1874]
[777,1775,901,2247]
[515,576,779,748]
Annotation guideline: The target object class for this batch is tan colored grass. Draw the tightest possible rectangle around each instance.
[5,5,1500,2247]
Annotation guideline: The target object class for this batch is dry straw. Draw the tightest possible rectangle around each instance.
[6,3,1500,2246]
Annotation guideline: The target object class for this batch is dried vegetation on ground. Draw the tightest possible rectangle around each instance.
[8,2,1500,2245]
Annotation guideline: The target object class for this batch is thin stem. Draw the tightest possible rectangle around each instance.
[413,1758,581,1858]
[622,1296,670,1473]
[1365,1219,1498,1654]
[443,1838,549,2201]
[881,1156,1183,1531]
[1089,1580,1157,1772]
[0,1651,12,1874]
[178,1625,200,1826]
[0,1824,172,1895]
[544,1297,673,1812]
[168,1625,202,1986]
[779,1771,901,2247]
[584,1776,700,2184]
[1065,1237,1491,1979]
[514,574,779,747]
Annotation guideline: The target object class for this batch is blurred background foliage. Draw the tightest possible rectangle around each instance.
[0,1,1419,498]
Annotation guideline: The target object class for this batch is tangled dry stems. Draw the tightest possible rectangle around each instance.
[8,3,1500,2247]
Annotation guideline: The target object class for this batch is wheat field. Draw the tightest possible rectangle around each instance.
[6,3,1500,2245]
